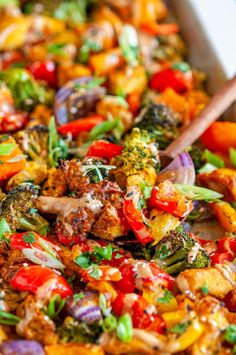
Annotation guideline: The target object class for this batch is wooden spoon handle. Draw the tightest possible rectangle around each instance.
[164,75,236,159]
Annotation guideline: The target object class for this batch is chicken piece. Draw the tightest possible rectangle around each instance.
[92,202,126,240]
[16,295,58,346]
[45,343,105,355]
[42,168,67,197]
[176,267,234,299]
[60,159,90,196]
[211,201,236,233]
[37,181,125,241]
[198,168,236,202]
[6,162,47,191]
[1,249,26,285]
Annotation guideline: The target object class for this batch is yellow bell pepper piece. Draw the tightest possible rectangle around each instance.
[167,317,204,353]
[162,310,187,328]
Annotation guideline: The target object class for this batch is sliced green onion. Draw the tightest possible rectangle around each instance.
[88,119,120,141]
[174,184,223,201]
[230,148,236,168]
[198,163,217,174]
[46,294,65,319]
[0,310,20,325]
[74,77,105,90]
[22,247,65,269]
[172,62,191,73]
[117,313,133,343]
[119,25,139,67]
[0,143,16,156]
[203,149,225,168]
[0,218,11,243]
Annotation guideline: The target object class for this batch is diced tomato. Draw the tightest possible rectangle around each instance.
[210,252,234,265]
[115,262,136,293]
[56,232,85,246]
[87,140,123,159]
[115,260,174,294]
[150,67,192,93]
[0,112,28,133]
[27,61,58,88]
[112,292,165,332]
[11,265,72,298]
[149,181,193,218]
[224,290,236,312]
[58,115,104,137]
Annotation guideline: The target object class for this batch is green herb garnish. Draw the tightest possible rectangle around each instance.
[48,43,66,56]
[0,143,16,156]
[22,232,36,244]
[201,283,209,295]
[157,290,174,304]
[169,320,190,334]
[45,294,65,319]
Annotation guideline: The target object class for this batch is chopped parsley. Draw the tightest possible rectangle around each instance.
[48,43,66,56]
[157,290,174,304]
[169,320,191,334]
[22,232,36,244]
[201,283,209,295]
[74,77,105,90]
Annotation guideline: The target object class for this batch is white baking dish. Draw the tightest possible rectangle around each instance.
[172,0,236,118]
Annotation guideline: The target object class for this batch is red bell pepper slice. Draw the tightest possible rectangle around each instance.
[150,67,192,93]
[0,112,28,133]
[141,22,179,36]
[27,61,58,88]
[210,252,234,265]
[58,115,104,138]
[11,265,72,298]
[149,181,193,218]
[217,237,236,255]
[87,140,123,159]
[224,290,236,312]
[123,186,154,245]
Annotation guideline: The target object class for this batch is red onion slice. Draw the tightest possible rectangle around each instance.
[158,152,195,185]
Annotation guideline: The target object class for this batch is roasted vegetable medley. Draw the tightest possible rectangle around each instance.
[0,1,236,354]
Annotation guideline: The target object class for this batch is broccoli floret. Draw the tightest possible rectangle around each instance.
[14,125,49,164]
[0,69,53,111]
[113,127,160,176]
[57,317,102,343]
[136,104,181,149]
[153,227,210,274]
[0,183,49,233]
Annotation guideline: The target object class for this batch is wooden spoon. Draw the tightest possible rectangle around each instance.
[160,75,236,166]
